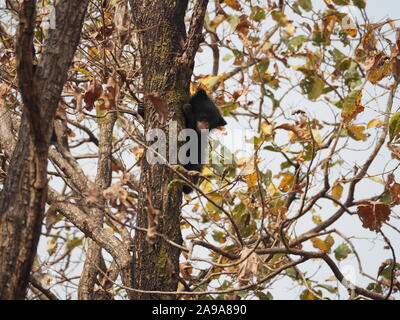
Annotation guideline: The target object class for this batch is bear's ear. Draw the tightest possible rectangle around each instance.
[195,88,208,98]
[217,117,227,127]
[182,103,192,115]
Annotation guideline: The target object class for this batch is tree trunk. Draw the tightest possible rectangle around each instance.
[0,0,89,300]
[129,0,208,299]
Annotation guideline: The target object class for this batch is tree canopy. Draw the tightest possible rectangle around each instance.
[0,0,399,300]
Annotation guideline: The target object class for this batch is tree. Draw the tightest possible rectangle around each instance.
[0,0,89,299]
[0,0,399,300]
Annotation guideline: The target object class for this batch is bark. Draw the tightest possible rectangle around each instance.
[129,0,209,299]
[0,0,89,300]
[78,111,117,300]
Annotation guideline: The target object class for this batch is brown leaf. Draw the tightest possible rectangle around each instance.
[99,71,119,110]
[146,94,168,118]
[321,15,337,39]
[145,195,163,244]
[103,174,130,209]
[362,29,377,53]
[392,57,400,82]
[83,78,102,111]
[236,16,253,36]
[377,259,394,277]
[356,201,391,232]
[237,247,261,285]
[224,0,242,11]
[55,103,67,120]
[275,123,308,141]
[390,183,400,205]
[179,262,193,281]
[311,235,334,252]
[0,84,7,108]
[341,90,364,123]
[209,14,226,30]
[45,204,58,235]
[366,52,392,84]
[388,143,400,160]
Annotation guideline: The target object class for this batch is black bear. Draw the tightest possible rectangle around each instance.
[182,89,227,194]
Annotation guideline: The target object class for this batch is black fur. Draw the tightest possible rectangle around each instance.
[182,89,227,194]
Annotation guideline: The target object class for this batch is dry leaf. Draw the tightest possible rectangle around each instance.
[390,183,400,205]
[237,247,261,285]
[180,262,193,281]
[45,204,58,235]
[83,78,102,111]
[311,235,334,252]
[357,201,391,232]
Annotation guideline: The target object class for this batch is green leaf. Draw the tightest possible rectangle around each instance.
[300,289,321,300]
[256,291,273,300]
[300,76,325,101]
[297,0,312,11]
[220,102,239,116]
[379,191,392,204]
[389,112,400,142]
[222,54,233,62]
[227,15,239,31]
[333,0,350,5]
[287,35,308,52]
[250,6,266,22]
[271,10,288,27]
[212,230,226,244]
[67,237,83,251]
[334,243,351,261]
[367,283,383,293]
[315,284,338,294]
[352,0,366,9]
[381,263,400,280]
[255,58,270,75]
[95,100,108,125]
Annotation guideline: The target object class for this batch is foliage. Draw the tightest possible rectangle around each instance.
[0,0,400,300]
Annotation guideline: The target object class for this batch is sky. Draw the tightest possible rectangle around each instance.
[192,0,400,299]
[1,0,399,299]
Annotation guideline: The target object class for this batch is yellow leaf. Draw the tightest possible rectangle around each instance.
[199,75,220,90]
[202,166,212,176]
[311,237,329,251]
[312,215,322,225]
[131,146,144,161]
[347,125,368,141]
[325,235,334,248]
[243,171,257,188]
[73,67,93,80]
[341,14,357,37]
[366,52,392,84]
[311,236,334,252]
[224,0,242,11]
[278,173,295,192]
[368,176,385,184]
[271,10,288,27]
[268,183,278,196]
[260,122,273,138]
[270,206,287,218]
[202,180,213,193]
[341,90,363,123]
[284,23,296,37]
[367,119,385,129]
[237,157,257,175]
[88,46,99,58]
[331,182,343,203]
[311,129,322,146]
[209,14,226,30]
